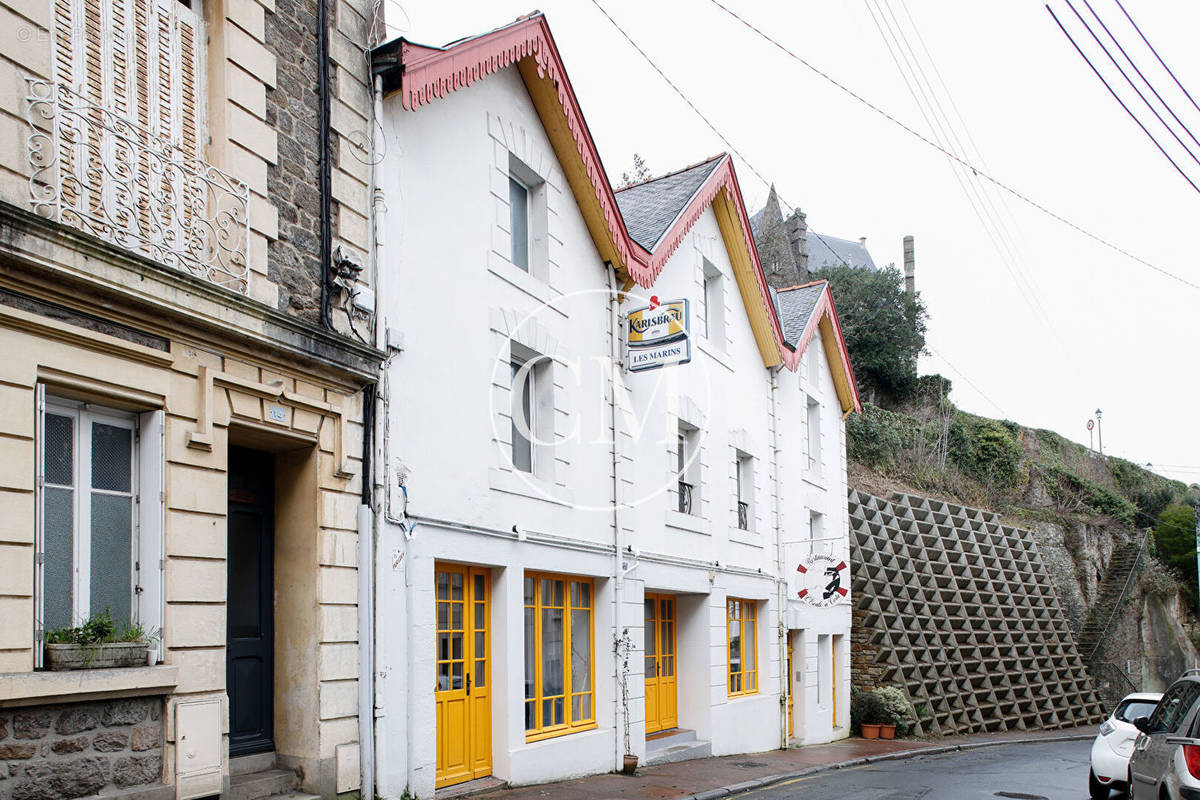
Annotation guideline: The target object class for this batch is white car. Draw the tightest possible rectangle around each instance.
[1091,691,1163,798]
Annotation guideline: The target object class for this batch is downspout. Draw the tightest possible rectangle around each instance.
[317,0,334,329]
[607,264,627,768]
[360,73,387,800]
[770,364,788,750]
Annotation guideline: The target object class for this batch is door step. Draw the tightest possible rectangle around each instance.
[229,768,303,800]
[435,776,508,799]
[645,728,711,766]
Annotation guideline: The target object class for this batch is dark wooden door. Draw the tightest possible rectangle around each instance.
[227,447,275,757]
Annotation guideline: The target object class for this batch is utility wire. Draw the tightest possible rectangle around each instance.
[1113,0,1200,117]
[706,0,1200,292]
[1046,5,1200,196]
[1080,0,1200,154]
[1064,0,1200,170]
[924,344,1010,419]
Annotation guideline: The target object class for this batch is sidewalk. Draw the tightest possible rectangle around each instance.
[453,726,1100,800]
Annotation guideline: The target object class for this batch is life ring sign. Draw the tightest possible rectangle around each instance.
[796,553,849,607]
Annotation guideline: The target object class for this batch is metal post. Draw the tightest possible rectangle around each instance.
[1194,505,1199,619]
[1095,409,1103,456]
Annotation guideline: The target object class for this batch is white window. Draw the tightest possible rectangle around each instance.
[809,511,824,554]
[510,345,553,478]
[735,451,753,531]
[508,154,548,278]
[36,392,164,662]
[806,395,821,473]
[702,259,724,349]
[676,423,701,515]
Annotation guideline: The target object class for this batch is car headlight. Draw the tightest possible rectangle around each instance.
[1099,721,1115,736]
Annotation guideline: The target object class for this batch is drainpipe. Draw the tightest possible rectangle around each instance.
[607,265,628,768]
[770,365,788,750]
[317,0,334,329]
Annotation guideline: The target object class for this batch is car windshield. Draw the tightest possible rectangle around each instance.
[1116,699,1161,723]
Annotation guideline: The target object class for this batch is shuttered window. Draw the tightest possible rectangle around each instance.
[53,0,205,155]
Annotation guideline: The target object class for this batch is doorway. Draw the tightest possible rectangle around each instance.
[226,447,275,757]
[644,593,678,734]
[435,564,492,789]
[787,631,795,739]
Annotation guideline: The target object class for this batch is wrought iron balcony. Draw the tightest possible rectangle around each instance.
[677,480,694,514]
[25,80,250,293]
[737,501,749,530]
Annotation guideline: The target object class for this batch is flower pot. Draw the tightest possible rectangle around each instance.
[622,754,639,775]
[861,723,881,739]
[44,642,149,671]
[879,724,896,740]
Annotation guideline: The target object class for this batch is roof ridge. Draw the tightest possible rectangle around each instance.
[614,153,726,193]
[436,11,544,50]
[777,280,828,293]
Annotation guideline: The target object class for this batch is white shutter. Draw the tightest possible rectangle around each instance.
[137,410,165,664]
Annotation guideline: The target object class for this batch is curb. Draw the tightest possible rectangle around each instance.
[677,733,1097,800]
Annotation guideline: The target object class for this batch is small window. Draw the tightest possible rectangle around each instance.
[509,176,530,271]
[727,598,758,696]
[702,259,725,349]
[809,511,824,553]
[806,395,821,473]
[676,423,701,515]
[510,356,534,473]
[735,451,752,530]
[524,572,595,740]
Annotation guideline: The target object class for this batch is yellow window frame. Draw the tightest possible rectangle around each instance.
[727,597,758,697]
[524,572,597,742]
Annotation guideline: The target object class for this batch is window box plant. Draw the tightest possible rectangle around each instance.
[43,609,156,671]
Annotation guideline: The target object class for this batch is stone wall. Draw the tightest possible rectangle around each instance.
[0,698,164,800]
[848,488,1107,735]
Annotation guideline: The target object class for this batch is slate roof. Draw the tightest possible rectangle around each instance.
[614,156,725,252]
[774,281,826,348]
[807,231,877,272]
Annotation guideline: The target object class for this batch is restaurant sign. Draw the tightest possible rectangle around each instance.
[626,297,691,373]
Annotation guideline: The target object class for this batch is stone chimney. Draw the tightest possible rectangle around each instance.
[785,208,808,283]
[903,235,915,295]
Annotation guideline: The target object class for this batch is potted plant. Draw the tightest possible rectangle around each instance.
[43,609,156,671]
[872,686,917,740]
[851,689,887,739]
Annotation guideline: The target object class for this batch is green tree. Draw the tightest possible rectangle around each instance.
[812,264,928,405]
[1155,503,1198,609]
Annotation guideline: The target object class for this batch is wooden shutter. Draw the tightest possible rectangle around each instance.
[52,0,205,153]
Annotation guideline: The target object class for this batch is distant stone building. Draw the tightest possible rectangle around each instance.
[750,190,881,289]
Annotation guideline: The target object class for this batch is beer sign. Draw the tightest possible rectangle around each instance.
[626,297,691,373]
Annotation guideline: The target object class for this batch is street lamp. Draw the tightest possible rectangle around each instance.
[1095,408,1103,456]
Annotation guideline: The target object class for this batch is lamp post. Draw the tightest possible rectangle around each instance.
[1095,409,1103,456]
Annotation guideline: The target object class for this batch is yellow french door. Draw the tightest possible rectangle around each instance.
[644,594,677,734]
[435,565,491,789]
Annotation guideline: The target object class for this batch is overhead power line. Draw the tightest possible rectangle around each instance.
[1113,0,1200,117]
[1046,5,1200,196]
[705,0,1200,292]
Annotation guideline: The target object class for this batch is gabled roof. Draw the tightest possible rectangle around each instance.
[370,13,860,404]
[808,231,877,272]
[776,281,862,416]
[615,156,724,251]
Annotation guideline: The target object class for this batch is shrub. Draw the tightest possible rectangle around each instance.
[850,688,888,731]
[872,686,917,736]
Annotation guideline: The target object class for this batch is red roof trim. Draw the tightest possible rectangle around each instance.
[394,15,858,410]
[779,283,863,413]
[398,15,635,270]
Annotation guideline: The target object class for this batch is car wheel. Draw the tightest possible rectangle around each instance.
[1089,769,1109,800]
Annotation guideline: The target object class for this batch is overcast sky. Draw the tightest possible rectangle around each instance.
[383,0,1200,488]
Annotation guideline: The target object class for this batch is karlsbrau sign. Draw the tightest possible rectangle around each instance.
[626,297,691,373]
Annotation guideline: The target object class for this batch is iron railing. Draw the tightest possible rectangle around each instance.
[737,501,749,530]
[678,481,694,514]
[26,80,250,292]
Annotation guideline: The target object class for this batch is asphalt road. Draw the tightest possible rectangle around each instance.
[729,739,1114,800]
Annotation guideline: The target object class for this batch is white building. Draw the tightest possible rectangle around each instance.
[368,14,861,798]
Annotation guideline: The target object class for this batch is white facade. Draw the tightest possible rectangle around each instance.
[370,22,855,798]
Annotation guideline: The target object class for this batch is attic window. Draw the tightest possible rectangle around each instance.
[702,259,724,350]
[508,154,548,279]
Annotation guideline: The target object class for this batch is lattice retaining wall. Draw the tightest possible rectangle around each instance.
[849,489,1107,735]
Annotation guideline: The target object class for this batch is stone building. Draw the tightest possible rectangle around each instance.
[0,0,381,798]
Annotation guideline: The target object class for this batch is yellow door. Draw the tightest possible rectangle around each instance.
[435,565,491,789]
[644,594,677,734]
[787,631,795,739]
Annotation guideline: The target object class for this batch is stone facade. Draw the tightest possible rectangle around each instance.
[0,699,163,800]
